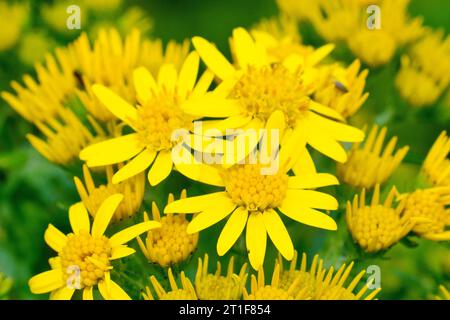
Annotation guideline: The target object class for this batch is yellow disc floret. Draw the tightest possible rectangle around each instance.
[224,164,288,212]
[230,64,310,126]
[59,230,111,288]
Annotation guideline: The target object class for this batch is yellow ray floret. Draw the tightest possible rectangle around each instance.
[434,285,450,300]
[422,131,450,187]
[278,251,381,300]
[74,165,145,222]
[346,185,412,252]
[79,52,214,186]
[137,190,198,267]
[337,125,409,188]
[195,254,247,300]
[143,268,197,300]
[402,187,450,241]
[188,27,364,167]
[164,148,339,270]
[0,1,28,52]
[243,263,310,300]
[28,194,161,300]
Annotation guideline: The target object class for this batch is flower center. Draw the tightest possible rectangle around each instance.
[196,275,241,300]
[146,215,198,267]
[132,93,191,151]
[223,164,288,212]
[229,64,310,126]
[59,230,111,288]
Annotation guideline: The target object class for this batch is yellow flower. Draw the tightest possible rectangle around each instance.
[403,187,450,241]
[164,147,339,270]
[74,165,145,222]
[26,108,103,165]
[195,254,247,300]
[17,31,57,67]
[347,0,423,67]
[276,0,320,22]
[0,273,13,299]
[396,29,450,107]
[137,191,199,267]
[314,59,369,118]
[396,56,445,107]
[143,268,197,300]
[310,0,360,43]
[337,125,409,188]
[422,131,450,187]
[0,1,28,52]
[278,251,381,299]
[1,48,76,123]
[28,194,161,300]
[80,51,214,186]
[187,27,364,167]
[243,263,310,299]
[346,185,412,252]
[435,285,450,300]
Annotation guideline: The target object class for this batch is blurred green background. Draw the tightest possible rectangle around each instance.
[0,0,449,300]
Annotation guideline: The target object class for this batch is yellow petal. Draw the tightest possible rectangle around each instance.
[91,194,124,237]
[261,110,286,158]
[279,203,337,230]
[164,192,229,213]
[174,152,225,187]
[192,36,235,80]
[80,134,144,167]
[51,286,75,300]
[263,209,294,260]
[182,95,242,118]
[178,51,200,98]
[92,84,137,126]
[109,221,161,247]
[69,202,90,234]
[307,44,335,66]
[309,101,344,122]
[112,149,156,184]
[292,147,316,175]
[309,112,364,142]
[288,174,339,189]
[217,207,248,256]
[133,67,157,103]
[44,224,67,253]
[191,69,214,98]
[110,245,136,260]
[109,280,131,300]
[246,213,267,270]
[283,190,338,210]
[83,286,94,300]
[232,27,265,68]
[158,64,178,92]
[148,151,173,186]
[29,269,64,294]
[306,127,348,163]
[98,280,109,300]
[187,199,236,234]
[200,116,252,135]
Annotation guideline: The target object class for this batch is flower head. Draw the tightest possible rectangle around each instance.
[74,165,145,222]
[143,268,197,300]
[28,194,160,300]
[403,187,450,241]
[243,263,310,300]
[195,254,247,300]
[314,59,369,118]
[0,1,28,52]
[164,149,339,270]
[137,191,198,267]
[186,27,364,168]
[278,251,381,299]
[435,285,450,300]
[346,185,412,252]
[80,51,214,186]
[422,131,450,187]
[337,125,409,188]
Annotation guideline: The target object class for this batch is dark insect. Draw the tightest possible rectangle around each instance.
[73,70,85,90]
[333,80,348,93]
